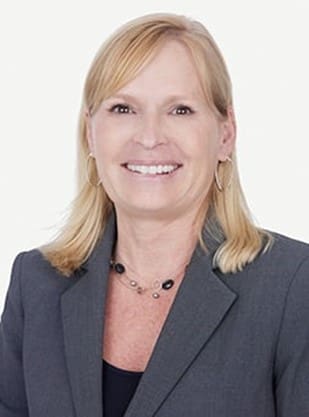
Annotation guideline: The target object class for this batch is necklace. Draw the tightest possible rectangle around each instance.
[109,257,189,299]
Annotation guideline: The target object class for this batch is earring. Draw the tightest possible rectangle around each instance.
[214,156,233,192]
[86,153,101,187]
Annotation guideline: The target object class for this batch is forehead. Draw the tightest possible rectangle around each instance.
[114,40,204,99]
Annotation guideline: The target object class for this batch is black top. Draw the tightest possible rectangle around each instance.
[102,359,143,417]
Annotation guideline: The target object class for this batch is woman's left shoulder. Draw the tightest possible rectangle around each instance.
[266,230,309,262]
[251,230,309,280]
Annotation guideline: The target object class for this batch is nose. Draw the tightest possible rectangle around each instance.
[134,112,166,149]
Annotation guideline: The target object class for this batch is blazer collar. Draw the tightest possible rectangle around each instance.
[61,209,238,417]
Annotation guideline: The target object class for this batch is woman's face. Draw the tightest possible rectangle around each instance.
[87,40,235,220]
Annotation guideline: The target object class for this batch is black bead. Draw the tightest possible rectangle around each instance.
[114,262,125,274]
[162,279,174,290]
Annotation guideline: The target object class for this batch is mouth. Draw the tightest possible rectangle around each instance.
[121,162,183,176]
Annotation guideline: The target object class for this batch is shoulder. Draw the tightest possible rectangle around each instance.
[270,231,309,257]
[269,231,309,295]
[249,231,309,275]
[12,248,65,278]
[233,231,309,298]
[218,231,309,299]
[9,249,77,302]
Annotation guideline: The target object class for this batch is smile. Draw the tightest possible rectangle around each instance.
[123,163,182,175]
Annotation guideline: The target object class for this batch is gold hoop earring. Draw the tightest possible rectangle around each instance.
[86,153,101,187]
[214,156,233,192]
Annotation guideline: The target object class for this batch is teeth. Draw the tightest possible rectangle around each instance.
[126,164,178,175]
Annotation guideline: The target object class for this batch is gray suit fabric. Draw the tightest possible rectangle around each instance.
[1,210,309,417]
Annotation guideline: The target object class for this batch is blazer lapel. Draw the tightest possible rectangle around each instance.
[60,211,116,417]
[60,209,238,417]
[123,246,238,417]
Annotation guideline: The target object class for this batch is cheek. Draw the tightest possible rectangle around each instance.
[187,123,221,163]
[92,117,136,149]
[91,121,118,155]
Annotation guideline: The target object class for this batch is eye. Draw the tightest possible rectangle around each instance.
[109,104,134,114]
[172,105,194,115]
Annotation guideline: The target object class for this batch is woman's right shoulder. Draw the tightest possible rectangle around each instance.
[10,248,77,295]
[13,248,58,274]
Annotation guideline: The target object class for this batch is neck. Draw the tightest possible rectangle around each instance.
[113,209,199,285]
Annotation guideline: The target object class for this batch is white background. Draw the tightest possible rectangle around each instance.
[1,0,309,311]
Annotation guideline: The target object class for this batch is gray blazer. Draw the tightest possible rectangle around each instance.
[1,211,309,417]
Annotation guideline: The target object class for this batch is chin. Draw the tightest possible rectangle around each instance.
[116,199,180,218]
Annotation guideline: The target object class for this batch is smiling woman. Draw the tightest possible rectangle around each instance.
[85,39,231,222]
[1,12,309,417]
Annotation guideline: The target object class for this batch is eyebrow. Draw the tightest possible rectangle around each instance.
[105,93,201,104]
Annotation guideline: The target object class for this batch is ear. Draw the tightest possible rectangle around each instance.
[85,110,95,155]
[218,105,236,161]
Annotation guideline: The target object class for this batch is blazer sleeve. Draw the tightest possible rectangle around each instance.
[274,255,309,416]
[0,253,29,417]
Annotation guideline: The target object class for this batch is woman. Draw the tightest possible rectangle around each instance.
[1,12,308,417]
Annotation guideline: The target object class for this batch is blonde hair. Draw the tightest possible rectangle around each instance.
[40,12,272,276]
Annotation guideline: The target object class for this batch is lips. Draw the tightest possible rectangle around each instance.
[122,161,183,176]
[126,164,179,175]
[121,161,183,177]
